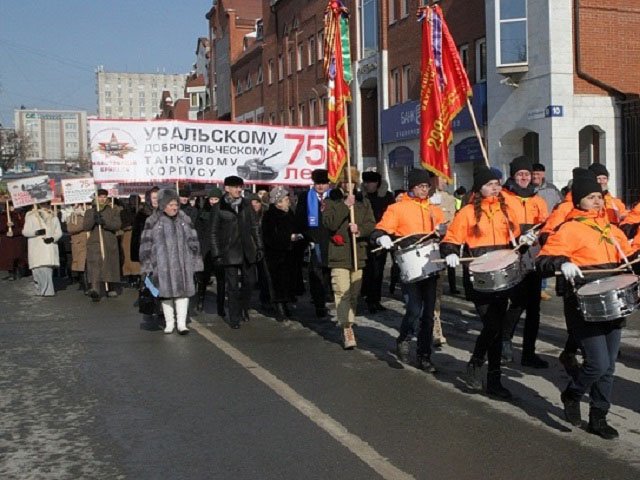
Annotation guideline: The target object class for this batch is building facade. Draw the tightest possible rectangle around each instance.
[14,109,88,171]
[95,69,187,120]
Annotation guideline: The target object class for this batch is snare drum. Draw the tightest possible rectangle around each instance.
[576,274,640,322]
[469,250,523,292]
[393,240,444,284]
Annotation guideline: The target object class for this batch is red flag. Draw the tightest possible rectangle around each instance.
[324,1,352,183]
[419,5,472,182]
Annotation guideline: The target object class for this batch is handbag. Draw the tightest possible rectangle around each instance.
[138,274,160,315]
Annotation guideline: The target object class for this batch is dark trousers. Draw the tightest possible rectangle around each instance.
[447,266,458,293]
[309,254,330,308]
[503,271,542,356]
[197,255,226,315]
[224,262,256,325]
[472,297,509,372]
[257,258,271,304]
[361,249,387,304]
[397,276,438,358]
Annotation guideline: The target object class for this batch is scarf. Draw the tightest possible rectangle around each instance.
[307,189,324,227]
[573,215,613,245]
[224,194,243,213]
[503,178,536,198]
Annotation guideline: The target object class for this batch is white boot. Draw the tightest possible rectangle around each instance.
[175,297,190,335]
[161,299,176,334]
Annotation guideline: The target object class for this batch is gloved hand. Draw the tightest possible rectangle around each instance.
[376,235,393,250]
[43,237,54,244]
[519,229,538,246]
[256,250,264,262]
[561,262,583,281]
[94,212,105,226]
[308,241,316,250]
[445,253,460,268]
[436,223,448,237]
[35,228,46,236]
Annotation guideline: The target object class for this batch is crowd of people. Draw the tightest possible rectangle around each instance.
[1,157,637,440]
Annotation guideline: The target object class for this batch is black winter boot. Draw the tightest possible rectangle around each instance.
[561,388,582,426]
[587,408,619,439]
[486,370,512,400]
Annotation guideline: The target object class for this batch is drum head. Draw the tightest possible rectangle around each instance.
[578,274,638,296]
[470,250,518,272]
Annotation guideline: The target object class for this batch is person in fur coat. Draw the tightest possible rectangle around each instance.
[22,203,63,296]
[139,189,204,335]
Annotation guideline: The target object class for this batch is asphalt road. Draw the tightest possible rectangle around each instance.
[1,275,640,479]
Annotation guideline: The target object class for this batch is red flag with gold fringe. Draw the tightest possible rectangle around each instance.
[419,5,472,182]
[324,1,352,183]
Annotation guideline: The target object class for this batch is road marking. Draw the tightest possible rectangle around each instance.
[191,320,415,480]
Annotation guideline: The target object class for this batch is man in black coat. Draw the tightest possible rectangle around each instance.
[179,189,199,225]
[210,176,264,329]
[294,168,333,318]
[360,171,395,313]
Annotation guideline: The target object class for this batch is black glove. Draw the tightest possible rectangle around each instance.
[43,237,54,244]
[255,250,264,262]
[35,228,46,236]
[94,212,105,226]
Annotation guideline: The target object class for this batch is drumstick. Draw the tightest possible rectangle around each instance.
[433,257,475,264]
[371,233,424,253]
[553,268,635,276]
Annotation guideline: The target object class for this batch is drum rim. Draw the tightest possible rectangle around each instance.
[577,274,639,296]
[469,249,519,273]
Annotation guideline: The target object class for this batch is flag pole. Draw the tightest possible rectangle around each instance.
[342,99,358,272]
[466,97,490,167]
[5,200,14,237]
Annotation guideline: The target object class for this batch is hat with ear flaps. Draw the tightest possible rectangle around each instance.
[339,166,361,183]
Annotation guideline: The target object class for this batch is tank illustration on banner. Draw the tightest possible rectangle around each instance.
[21,178,50,200]
[236,151,282,181]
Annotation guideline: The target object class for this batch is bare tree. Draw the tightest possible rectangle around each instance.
[0,130,35,172]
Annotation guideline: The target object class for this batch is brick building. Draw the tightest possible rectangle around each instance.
[205,0,262,120]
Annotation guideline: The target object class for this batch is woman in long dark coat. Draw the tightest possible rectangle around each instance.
[139,189,203,334]
[262,186,303,321]
[131,187,159,263]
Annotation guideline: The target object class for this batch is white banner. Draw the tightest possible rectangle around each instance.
[7,175,53,207]
[61,178,95,204]
[89,120,328,186]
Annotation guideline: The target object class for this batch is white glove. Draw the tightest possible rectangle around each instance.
[436,223,448,236]
[376,235,393,250]
[519,230,538,246]
[445,253,460,268]
[560,262,583,281]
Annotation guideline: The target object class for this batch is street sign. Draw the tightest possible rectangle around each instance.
[545,105,564,117]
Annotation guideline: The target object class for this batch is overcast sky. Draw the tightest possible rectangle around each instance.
[0,0,212,127]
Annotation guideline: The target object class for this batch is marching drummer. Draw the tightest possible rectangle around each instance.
[501,156,549,368]
[371,169,445,373]
[440,165,522,400]
[537,168,638,439]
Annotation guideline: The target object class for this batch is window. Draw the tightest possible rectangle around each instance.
[459,44,469,75]
[401,65,411,102]
[190,93,199,107]
[401,0,409,18]
[280,110,285,124]
[268,59,274,84]
[288,49,294,75]
[139,91,145,99]
[289,107,295,124]
[236,80,242,94]
[278,55,284,81]
[105,107,112,116]
[297,43,304,71]
[317,32,324,60]
[298,104,305,125]
[309,98,317,126]
[389,0,396,24]
[256,66,263,85]
[256,19,264,40]
[139,101,145,109]
[246,73,252,90]
[390,68,400,105]
[476,38,487,82]
[362,0,379,58]
[320,96,328,125]
[496,0,528,66]
[308,36,316,65]
[65,123,77,130]
[104,91,111,99]
[269,113,276,125]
